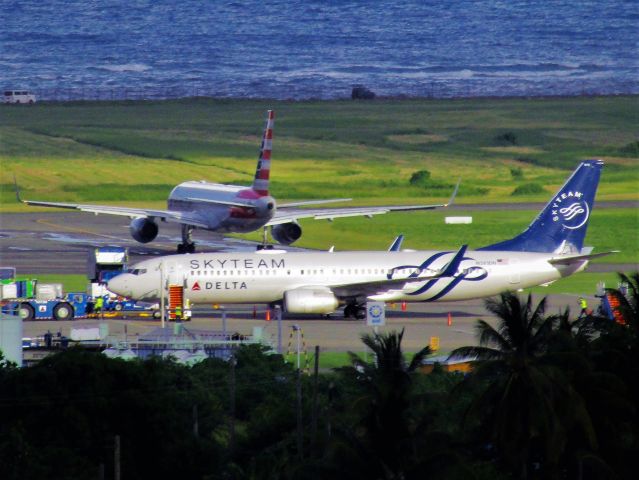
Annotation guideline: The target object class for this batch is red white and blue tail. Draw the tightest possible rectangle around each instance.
[252,110,274,196]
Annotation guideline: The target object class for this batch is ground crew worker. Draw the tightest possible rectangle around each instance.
[95,295,104,317]
[578,296,588,319]
[175,304,182,322]
[184,299,190,321]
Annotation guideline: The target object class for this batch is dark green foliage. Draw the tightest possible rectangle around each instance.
[510,166,524,180]
[409,169,432,187]
[511,182,545,196]
[407,170,490,196]
[450,288,639,479]
[2,283,638,479]
[493,131,518,145]
[618,141,639,157]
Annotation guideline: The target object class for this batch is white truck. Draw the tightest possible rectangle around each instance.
[3,90,36,104]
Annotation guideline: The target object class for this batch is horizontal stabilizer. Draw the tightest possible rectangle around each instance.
[184,197,255,208]
[548,250,619,265]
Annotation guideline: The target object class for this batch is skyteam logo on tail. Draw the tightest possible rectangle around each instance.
[552,190,589,230]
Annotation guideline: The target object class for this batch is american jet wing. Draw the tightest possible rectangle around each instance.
[14,179,212,228]
[330,245,468,299]
[267,181,459,226]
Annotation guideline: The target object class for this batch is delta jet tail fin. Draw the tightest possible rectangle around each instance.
[252,110,274,196]
[480,160,603,253]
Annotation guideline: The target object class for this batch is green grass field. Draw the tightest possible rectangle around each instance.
[2,96,637,263]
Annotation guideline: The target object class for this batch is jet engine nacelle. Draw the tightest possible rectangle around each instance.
[284,287,339,314]
[271,222,302,245]
[129,217,159,244]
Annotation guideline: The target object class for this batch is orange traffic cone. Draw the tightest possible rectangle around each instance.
[401,301,407,311]
[447,312,452,326]
[265,309,271,321]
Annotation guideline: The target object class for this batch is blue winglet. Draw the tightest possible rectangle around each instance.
[439,245,468,277]
[388,234,404,252]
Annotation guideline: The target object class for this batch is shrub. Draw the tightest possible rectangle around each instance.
[494,131,518,145]
[510,167,524,180]
[409,170,431,187]
[618,141,639,156]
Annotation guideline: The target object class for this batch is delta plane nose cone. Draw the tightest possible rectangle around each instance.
[107,274,131,297]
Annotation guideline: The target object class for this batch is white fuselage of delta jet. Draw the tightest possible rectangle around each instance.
[108,248,584,306]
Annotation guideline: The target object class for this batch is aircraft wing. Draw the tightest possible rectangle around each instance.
[268,181,458,226]
[18,199,211,228]
[330,245,467,299]
[14,178,210,228]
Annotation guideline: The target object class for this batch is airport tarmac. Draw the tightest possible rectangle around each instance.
[20,294,583,353]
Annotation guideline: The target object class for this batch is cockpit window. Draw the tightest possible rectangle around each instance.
[130,268,147,275]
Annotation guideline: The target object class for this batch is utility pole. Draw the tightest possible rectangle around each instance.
[276,305,282,354]
[221,308,227,338]
[311,345,320,453]
[292,324,301,369]
[114,435,121,480]
[229,355,237,453]
[193,404,199,437]
[296,366,303,460]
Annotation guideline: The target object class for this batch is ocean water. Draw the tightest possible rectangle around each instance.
[1,0,637,100]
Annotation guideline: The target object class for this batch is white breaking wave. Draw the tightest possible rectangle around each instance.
[99,63,151,73]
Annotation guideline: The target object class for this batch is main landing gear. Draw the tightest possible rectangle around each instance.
[177,225,196,254]
[256,226,274,251]
[343,303,366,320]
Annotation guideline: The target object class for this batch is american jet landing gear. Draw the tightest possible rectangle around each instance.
[343,303,366,320]
[177,225,196,254]
[256,226,274,251]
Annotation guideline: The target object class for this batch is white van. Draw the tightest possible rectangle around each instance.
[3,90,36,104]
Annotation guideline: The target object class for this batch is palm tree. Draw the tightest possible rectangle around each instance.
[449,292,596,479]
[329,329,434,479]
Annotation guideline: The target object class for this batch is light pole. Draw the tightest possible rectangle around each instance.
[292,324,301,369]
[276,305,282,354]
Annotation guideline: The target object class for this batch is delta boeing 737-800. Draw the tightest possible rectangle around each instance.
[15,110,456,253]
[108,160,615,318]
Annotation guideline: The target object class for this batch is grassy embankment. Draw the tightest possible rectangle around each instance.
[2,97,637,285]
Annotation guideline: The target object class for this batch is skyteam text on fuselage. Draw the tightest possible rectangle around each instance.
[15,110,456,253]
[108,160,615,318]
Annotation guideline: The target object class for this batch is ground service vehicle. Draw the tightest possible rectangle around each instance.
[3,90,36,104]
[2,292,90,321]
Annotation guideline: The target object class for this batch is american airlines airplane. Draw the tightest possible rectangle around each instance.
[16,110,456,253]
[107,160,614,318]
